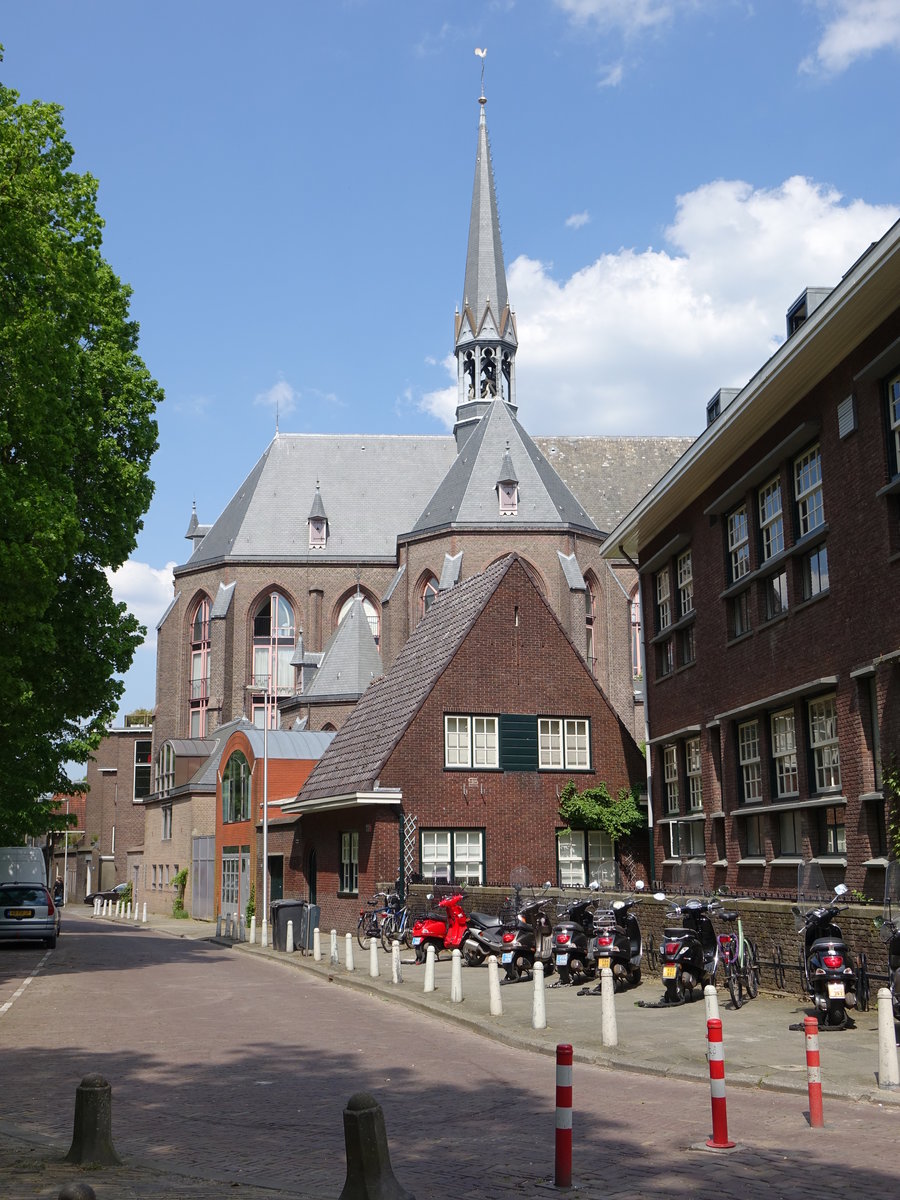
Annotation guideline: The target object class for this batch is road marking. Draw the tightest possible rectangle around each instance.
[0,952,50,1016]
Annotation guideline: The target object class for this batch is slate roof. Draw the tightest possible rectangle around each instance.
[293,556,515,805]
[303,594,383,701]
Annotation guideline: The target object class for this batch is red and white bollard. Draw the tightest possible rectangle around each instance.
[804,1015,825,1127]
[554,1043,573,1189]
[706,1018,735,1149]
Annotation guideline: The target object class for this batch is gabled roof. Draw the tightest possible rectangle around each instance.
[289,556,516,806]
[303,594,383,701]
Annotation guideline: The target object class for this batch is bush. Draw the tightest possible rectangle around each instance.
[172,867,189,917]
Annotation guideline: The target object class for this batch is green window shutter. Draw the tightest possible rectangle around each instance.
[499,714,538,772]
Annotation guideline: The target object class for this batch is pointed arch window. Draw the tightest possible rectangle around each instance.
[420,575,440,621]
[584,578,597,677]
[222,750,251,823]
[337,594,380,646]
[630,585,643,682]
[188,597,211,737]
[251,591,295,727]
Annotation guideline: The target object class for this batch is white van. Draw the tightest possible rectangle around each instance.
[0,846,48,885]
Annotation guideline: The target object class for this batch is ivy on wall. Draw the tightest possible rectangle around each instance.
[557,780,646,843]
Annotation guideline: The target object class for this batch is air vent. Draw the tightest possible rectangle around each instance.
[837,394,857,439]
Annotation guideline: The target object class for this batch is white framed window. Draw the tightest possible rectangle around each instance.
[539,718,563,769]
[745,814,764,857]
[677,549,693,617]
[340,832,359,894]
[771,708,798,798]
[156,742,175,795]
[657,638,674,678]
[161,804,172,841]
[539,718,591,770]
[779,810,803,856]
[669,821,704,859]
[809,696,840,791]
[738,720,762,803]
[420,830,483,885]
[820,806,846,856]
[663,744,679,813]
[557,829,615,887]
[890,375,900,474]
[758,478,784,561]
[795,445,824,536]
[731,590,751,639]
[656,568,671,631]
[564,719,590,769]
[444,716,471,769]
[728,506,750,582]
[686,737,702,811]
[473,717,499,768]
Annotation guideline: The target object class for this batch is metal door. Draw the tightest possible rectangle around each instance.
[192,836,215,920]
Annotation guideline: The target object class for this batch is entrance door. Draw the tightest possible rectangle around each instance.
[192,835,215,920]
[239,847,250,922]
[221,849,240,919]
[307,848,317,905]
[268,855,284,902]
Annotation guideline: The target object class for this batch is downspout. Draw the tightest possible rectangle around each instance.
[619,544,655,885]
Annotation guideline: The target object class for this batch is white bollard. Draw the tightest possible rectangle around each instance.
[331,929,339,966]
[601,967,618,1047]
[115,901,120,918]
[313,926,322,962]
[392,940,402,985]
[704,983,720,1024]
[424,943,436,992]
[216,914,223,938]
[142,902,147,923]
[532,959,547,1030]
[488,955,503,1017]
[126,902,131,920]
[369,935,380,978]
[224,914,232,939]
[877,988,900,1089]
[286,919,295,954]
[346,932,355,971]
[133,902,139,923]
[249,915,257,945]
[450,948,463,1002]
[261,917,268,948]
[94,899,99,916]
[233,913,239,940]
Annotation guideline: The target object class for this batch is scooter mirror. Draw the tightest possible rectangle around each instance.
[654,892,667,902]
[426,893,434,901]
[612,900,624,910]
[635,881,645,891]
[834,883,849,897]
[542,881,552,890]
[589,881,599,891]
[874,915,885,929]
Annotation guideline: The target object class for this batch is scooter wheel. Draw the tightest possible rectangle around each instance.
[825,1002,846,1027]
[557,967,571,986]
[464,948,484,967]
[664,977,684,1004]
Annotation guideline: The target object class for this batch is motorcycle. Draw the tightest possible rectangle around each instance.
[589,880,645,992]
[655,873,720,1004]
[875,859,900,1024]
[499,886,555,982]
[793,862,857,1027]
[410,892,469,964]
[461,906,509,967]
[553,887,600,985]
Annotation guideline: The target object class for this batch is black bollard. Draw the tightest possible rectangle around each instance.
[64,1074,122,1166]
[338,1092,415,1200]
[58,1184,97,1199]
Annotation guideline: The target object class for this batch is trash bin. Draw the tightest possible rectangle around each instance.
[297,902,320,953]
[271,899,309,952]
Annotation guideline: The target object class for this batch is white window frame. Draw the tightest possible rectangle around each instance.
[677,549,693,618]
[539,718,591,770]
[758,477,784,561]
[890,375,900,473]
[340,832,359,894]
[686,737,702,811]
[557,829,615,887]
[771,708,798,798]
[795,445,825,536]
[779,810,803,856]
[728,506,750,581]
[656,568,671,631]
[444,716,471,769]
[809,696,841,792]
[738,720,762,803]
[421,829,483,886]
[663,744,679,814]
[161,804,172,841]
[821,806,846,856]
[472,717,499,769]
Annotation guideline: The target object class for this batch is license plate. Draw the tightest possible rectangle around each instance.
[555,953,568,966]
[412,936,421,945]
[827,982,845,999]
[7,909,34,919]
[501,952,513,964]
[597,957,610,970]
[662,965,677,979]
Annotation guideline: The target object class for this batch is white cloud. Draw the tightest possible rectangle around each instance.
[801,0,900,74]
[107,559,177,640]
[566,210,591,229]
[254,377,298,416]
[597,61,625,87]
[554,0,684,34]
[418,176,898,436]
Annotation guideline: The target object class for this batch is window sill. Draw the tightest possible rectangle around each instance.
[760,609,790,629]
[876,474,900,499]
[737,857,767,866]
[809,856,847,867]
[337,891,359,900]
[726,630,754,647]
[860,791,885,803]
[793,589,829,615]
[712,859,728,868]
[443,766,502,773]
[650,612,695,646]
[661,858,683,866]
[770,856,805,865]
[863,857,890,868]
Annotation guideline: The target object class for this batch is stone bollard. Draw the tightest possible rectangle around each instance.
[601,967,618,1047]
[216,914,223,938]
[704,983,720,1023]
[133,902,139,923]
[331,928,340,966]
[58,1183,97,1199]
[125,902,131,920]
[233,912,239,941]
[369,935,380,978]
[346,932,355,972]
[423,943,435,992]
[338,1092,415,1200]
[488,955,503,1016]
[450,949,463,1002]
[142,902,147,924]
[65,1074,122,1166]
[261,917,268,948]
[877,988,900,1089]
[391,940,402,985]
[249,915,257,945]
[314,926,322,962]
[532,960,547,1030]
[224,914,232,939]
[238,913,245,943]
[286,919,295,954]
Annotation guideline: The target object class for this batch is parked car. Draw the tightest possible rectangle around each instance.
[0,883,61,949]
[85,882,130,905]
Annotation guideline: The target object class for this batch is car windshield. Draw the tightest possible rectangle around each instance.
[0,885,48,905]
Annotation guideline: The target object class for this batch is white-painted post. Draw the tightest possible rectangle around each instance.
[133,902,139,923]
[141,902,147,924]
[224,914,232,939]
[313,926,322,962]
[601,967,618,1047]
[94,899,99,916]
[126,902,132,920]
[346,932,355,972]
[532,960,547,1030]
[115,901,120,918]
[369,935,380,978]
[249,915,257,945]
[391,940,402,985]
[878,988,900,1089]
[261,918,268,948]
[233,912,239,941]
[424,943,436,992]
[488,955,503,1017]
[704,984,720,1024]
[450,949,463,1002]
[286,919,295,954]
[330,929,339,966]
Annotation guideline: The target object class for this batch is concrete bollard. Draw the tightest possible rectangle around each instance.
[423,943,436,992]
[141,902,147,924]
[233,912,239,940]
[331,928,340,966]
[133,902,139,923]
[250,914,257,945]
[224,914,232,939]
[238,913,245,943]
[704,983,720,1024]
[338,1091,415,1200]
[488,955,503,1016]
[286,919,295,954]
[369,935,380,978]
[346,932,355,972]
[314,926,322,962]
[601,967,618,1047]
[450,948,463,1002]
[261,917,268,948]
[65,1074,122,1166]
[125,902,131,920]
[58,1183,97,1199]
[216,914,222,938]
[877,987,900,1089]
[391,940,402,985]
[532,959,547,1030]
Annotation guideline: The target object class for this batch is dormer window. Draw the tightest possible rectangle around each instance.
[309,517,326,549]
[499,482,518,515]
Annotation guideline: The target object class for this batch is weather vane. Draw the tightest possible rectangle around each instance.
[475,47,486,100]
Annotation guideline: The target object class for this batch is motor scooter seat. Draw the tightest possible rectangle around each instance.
[809,936,847,954]
[469,911,502,928]
[663,927,691,939]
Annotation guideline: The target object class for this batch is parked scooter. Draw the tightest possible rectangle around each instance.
[553,887,600,985]
[589,880,645,992]
[656,890,720,1003]
[875,859,900,1024]
[499,885,555,982]
[410,892,469,964]
[794,862,857,1027]
[461,907,509,966]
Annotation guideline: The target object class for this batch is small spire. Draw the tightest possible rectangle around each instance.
[475,47,487,104]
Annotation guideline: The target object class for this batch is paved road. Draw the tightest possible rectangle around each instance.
[1,914,898,1199]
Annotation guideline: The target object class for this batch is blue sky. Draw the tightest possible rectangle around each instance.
[3,0,900,725]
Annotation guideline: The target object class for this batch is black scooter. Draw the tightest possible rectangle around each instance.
[552,889,600,985]
[499,889,555,982]
[875,860,900,1024]
[794,871,857,1026]
[589,881,645,992]
[461,908,508,966]
[656,891,720,1003]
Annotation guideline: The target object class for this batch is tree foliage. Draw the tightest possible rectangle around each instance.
[557,779,646,844]
[0,57,161,837]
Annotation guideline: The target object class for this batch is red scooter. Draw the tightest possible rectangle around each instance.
[411,893,469,964]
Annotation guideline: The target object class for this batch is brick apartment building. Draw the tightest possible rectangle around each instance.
[602,220,900,898]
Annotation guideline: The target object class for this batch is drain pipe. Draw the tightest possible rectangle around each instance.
[619,543,654,884]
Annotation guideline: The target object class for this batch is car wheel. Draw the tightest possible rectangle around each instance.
[45,934,57,950]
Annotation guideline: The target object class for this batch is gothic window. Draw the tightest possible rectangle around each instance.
[420,575,440,620]
[188,596,211,737]
[584,577,597,677]
[630,585,643,681]
[337,593,380,646]
[251,591,295,727]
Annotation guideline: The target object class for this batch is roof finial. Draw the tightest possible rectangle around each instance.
[475,47,487,105]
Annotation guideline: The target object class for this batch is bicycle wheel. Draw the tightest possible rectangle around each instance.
[744,939,760,1000]
[357,915,373,950]
[726,960,743,1009]
[380,916,396,953]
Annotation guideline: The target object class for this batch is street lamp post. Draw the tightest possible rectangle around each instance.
[261,676,270,948]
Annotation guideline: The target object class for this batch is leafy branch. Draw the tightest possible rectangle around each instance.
[557,780,646,843]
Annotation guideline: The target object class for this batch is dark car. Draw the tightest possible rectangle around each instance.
[0,883,61,948]
[85,882,130,905]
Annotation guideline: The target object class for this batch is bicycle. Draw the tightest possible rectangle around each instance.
[356,892,389,949]
[380,896,412,951]
[716,908,760,1009]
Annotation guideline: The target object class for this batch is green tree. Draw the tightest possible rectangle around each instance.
[557,780,646,843]
[0,56,161,838]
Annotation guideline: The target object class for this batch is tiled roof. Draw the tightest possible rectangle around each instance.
[303,595,383,700]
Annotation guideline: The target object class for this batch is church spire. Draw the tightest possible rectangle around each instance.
[454,53,517,450]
